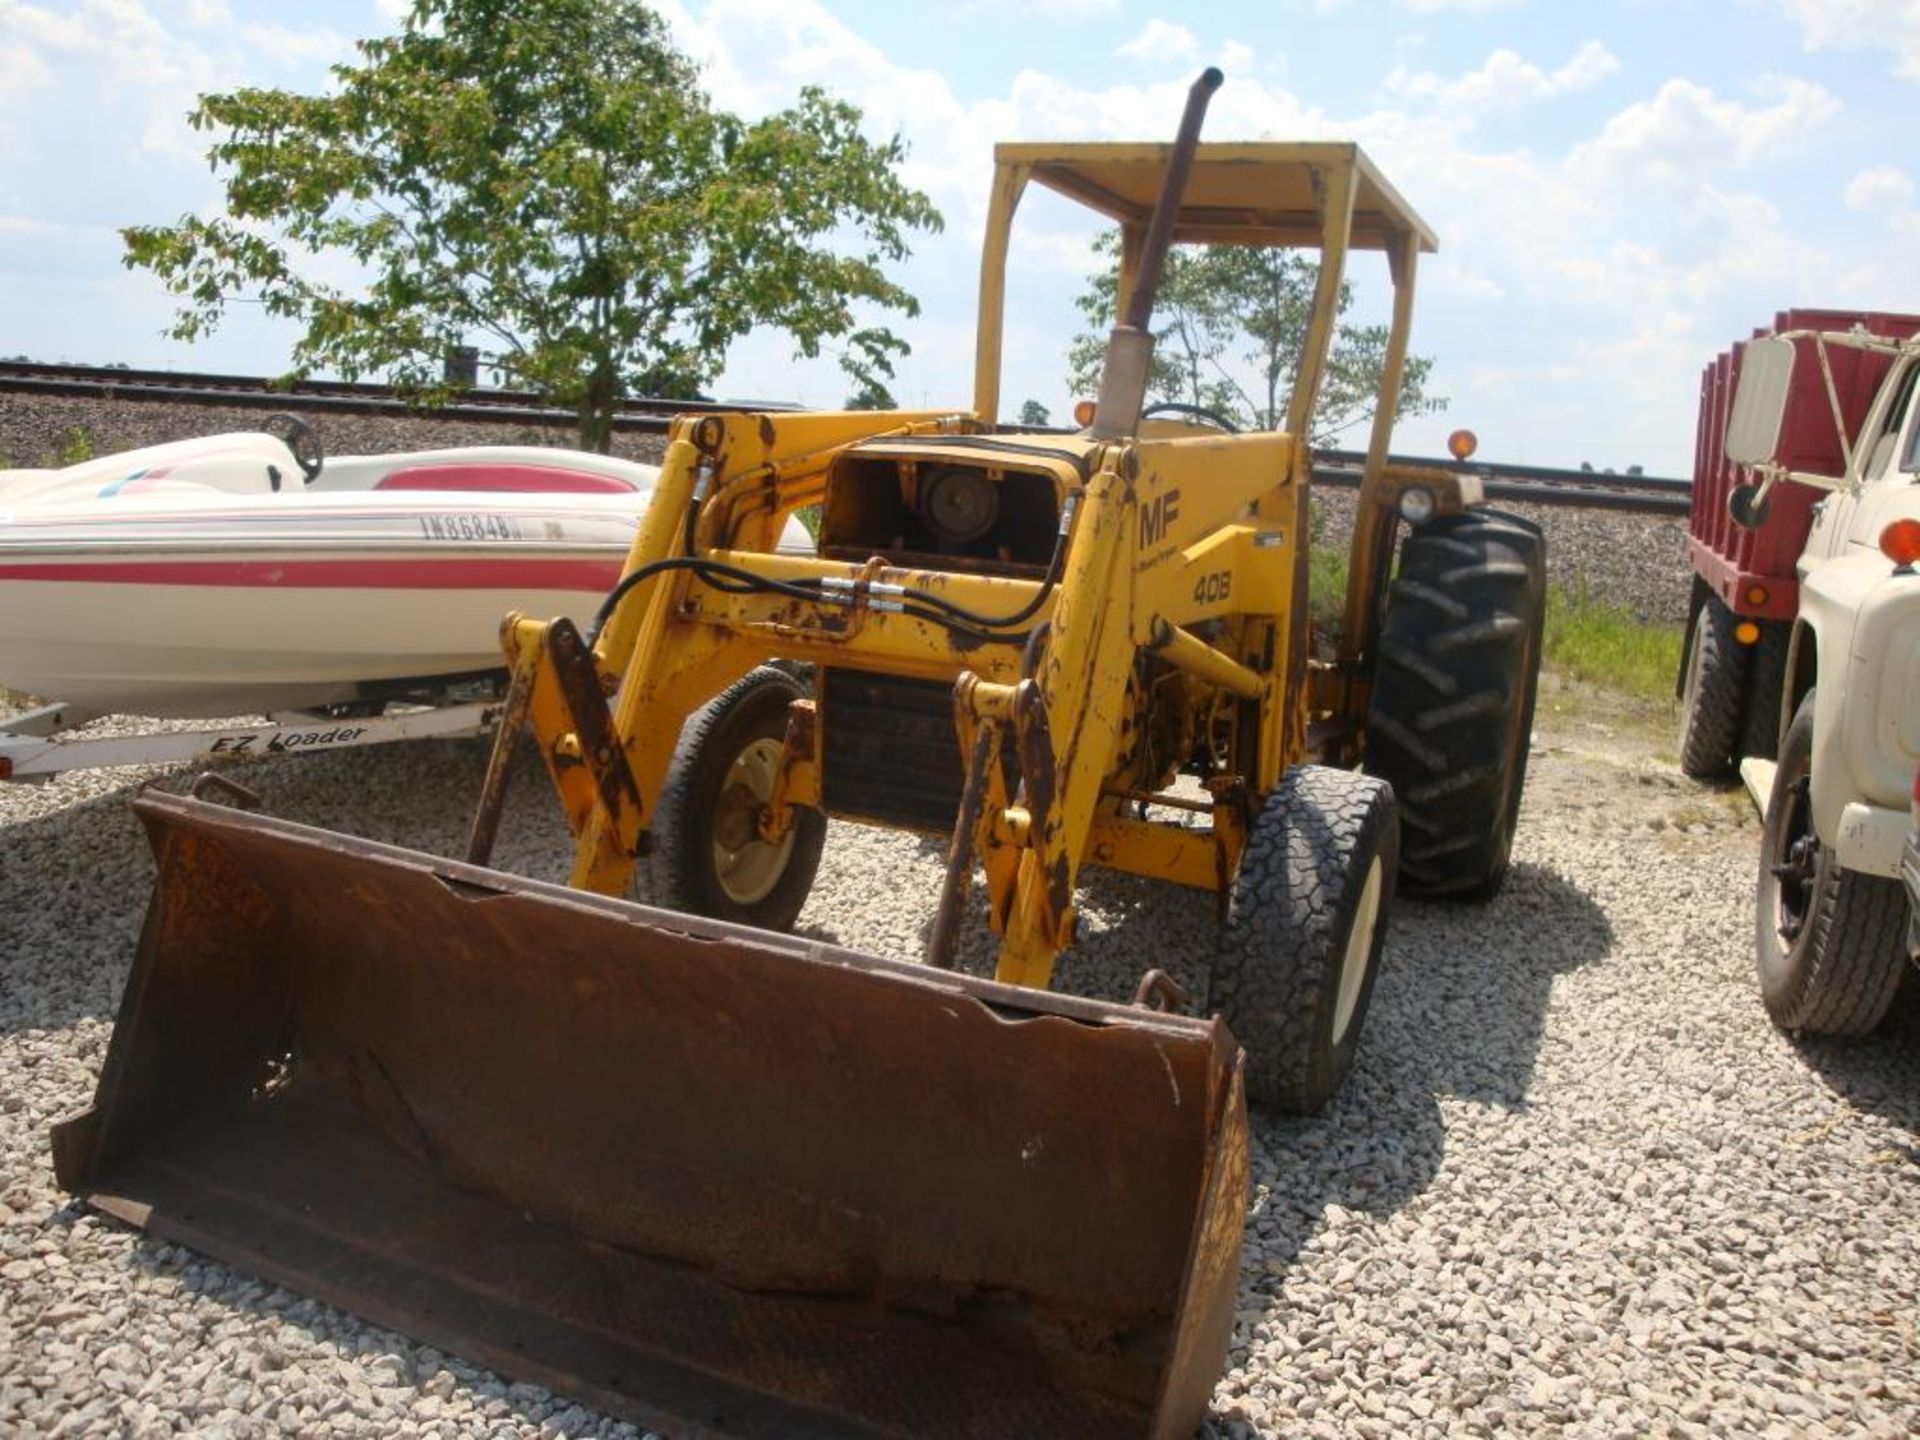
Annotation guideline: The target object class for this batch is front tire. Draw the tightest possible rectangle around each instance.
[1755,691,1909,1035]
[1364,510,1545,899]
[654,667,826,932]
[1211,767,1399,1114]
[1677,594,1752,778]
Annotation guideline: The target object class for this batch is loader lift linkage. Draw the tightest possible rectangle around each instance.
[57,70,1545,1440]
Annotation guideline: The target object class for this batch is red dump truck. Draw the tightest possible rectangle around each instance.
[1677,308,1920,778]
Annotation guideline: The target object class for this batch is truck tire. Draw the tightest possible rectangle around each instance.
[1676,594,1751,778]
[655,666,825,932]
[1364,510,1545,900]
[1212,766,1399,1114]
[1737,619,1790,764]
[1755,692,1910,1036]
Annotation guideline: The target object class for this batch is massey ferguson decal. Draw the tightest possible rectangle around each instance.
[208,724,369,755]
[418,512,524,542]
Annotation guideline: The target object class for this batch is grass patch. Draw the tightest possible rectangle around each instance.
[1306,533,1349,633]
[44,424,96,466]
[1304,521,1683,706]
[1543,584,1681,704]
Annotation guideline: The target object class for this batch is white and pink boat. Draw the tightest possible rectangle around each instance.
[0,426,808,779]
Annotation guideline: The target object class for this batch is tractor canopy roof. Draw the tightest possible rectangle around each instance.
[994,141,1437,254]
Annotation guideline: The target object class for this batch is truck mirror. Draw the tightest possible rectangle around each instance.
[1725,336,1796,467]
[1728,483,1771,530]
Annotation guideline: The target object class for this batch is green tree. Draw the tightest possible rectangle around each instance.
[1018,399,1051,427]
[123,0,941,451]
[844,373,898,410]
[1067,231,1439,444]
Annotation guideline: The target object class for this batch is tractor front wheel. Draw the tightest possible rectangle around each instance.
[654,667,826,932]
[1211,766,1399,1114]
[1364,510,1545,899]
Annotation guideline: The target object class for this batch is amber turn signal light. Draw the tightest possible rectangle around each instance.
[1073,399,1097,428]
[1880,518,1920,567]
[1447,428,1478,460]
[1744,584,1769,607]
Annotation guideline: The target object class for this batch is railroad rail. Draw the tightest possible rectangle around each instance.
[0,359,733,430]
[1313,447,1691,516]
[0,360,1690,515]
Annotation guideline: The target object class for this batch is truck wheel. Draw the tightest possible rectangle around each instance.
[1364,510,1545,900]
[1755,692,1909,1036]
[1737,619,1790,763]
[1212,766,1399,1114]
[1676,595,1751,778]
[654,667,825,932]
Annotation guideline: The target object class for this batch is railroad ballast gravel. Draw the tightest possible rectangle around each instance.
[3,697,1915,1436]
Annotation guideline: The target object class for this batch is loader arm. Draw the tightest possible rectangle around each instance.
[476,408,963,891]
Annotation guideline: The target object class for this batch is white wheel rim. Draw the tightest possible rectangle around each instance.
[1331,857,1385,1046]
[711,737,795,906]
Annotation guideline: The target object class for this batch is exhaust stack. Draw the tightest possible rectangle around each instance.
[1089,67,1224,442]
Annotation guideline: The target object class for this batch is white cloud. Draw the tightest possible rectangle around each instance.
[0,0,348,178]
[1116,19,1198,64]
[1845,164,1915,212]
[1387,39,1619,115]
[1841,164,1920,250]
[1402,0,1525,11]
[1775,0,1920,81]
[1017,0,1119,13]
[1566,75,1840,193]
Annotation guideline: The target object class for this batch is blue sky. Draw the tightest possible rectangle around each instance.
[2,0,1917,473]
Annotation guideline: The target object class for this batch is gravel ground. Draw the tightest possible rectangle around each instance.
[2,683,1915,1437]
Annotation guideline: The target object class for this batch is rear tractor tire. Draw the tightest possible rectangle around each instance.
[1212,766,1399,1114]
[1754,691,1909,1036]
[654,667,826,932]
[1364,510,1546,900]
[1677,593,1753,779]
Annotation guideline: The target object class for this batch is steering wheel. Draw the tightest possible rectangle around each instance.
[263,413,325,483]
[1141,401,1240,434]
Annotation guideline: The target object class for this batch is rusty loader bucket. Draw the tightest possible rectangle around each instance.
[53,789,1248,1439]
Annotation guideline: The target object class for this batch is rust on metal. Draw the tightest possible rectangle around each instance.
[764,697,819,831]
[927,715,1000,970]
[1131,968,1189,1012]
[464,644,537,866]
[187,772,260,810]
[1011,678,1056,836]
[54,790,1248,1440]
[544,617,644,839]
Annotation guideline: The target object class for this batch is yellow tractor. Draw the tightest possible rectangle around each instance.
[58,72,1544,1440]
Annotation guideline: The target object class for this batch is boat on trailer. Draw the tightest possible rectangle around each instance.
[0,425,809,779]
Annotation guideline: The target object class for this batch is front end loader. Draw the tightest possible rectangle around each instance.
[57,71,1545,1439]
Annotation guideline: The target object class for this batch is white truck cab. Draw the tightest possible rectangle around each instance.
[1723,330,1920,1032]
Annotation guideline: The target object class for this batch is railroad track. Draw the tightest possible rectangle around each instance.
[1313,447,1691,517]
[0,361,1691,515]
[0,359,714,431]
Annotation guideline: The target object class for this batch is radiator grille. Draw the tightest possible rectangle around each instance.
[819,670,1015,834]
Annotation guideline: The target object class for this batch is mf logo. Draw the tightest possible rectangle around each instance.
[1138,487,1182,548]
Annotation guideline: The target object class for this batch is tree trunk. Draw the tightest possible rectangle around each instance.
[578,361,616,454]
